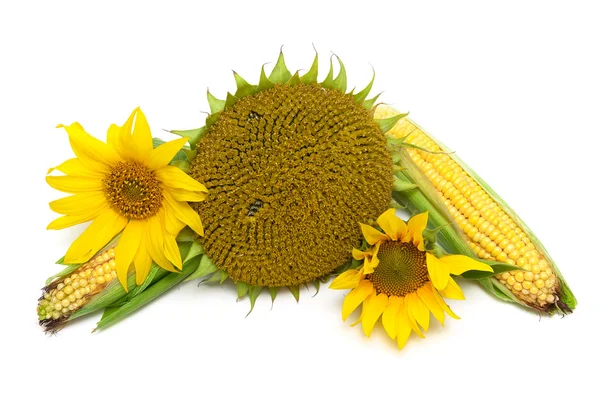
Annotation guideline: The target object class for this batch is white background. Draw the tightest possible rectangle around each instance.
[1,1,599,399]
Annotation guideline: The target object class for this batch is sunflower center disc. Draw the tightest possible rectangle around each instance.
[370,241,428,297]
[190,83,393,287]
[103,161,162,219]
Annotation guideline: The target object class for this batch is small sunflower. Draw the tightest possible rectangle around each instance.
[46,108,208,288]
[330,208,493,349]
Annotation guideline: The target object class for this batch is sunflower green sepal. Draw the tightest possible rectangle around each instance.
[172,49,390,154]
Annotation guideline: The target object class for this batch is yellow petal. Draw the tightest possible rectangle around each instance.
[106,123,120,148]
[156,166,208,193]
[406,291,430,332]
[426,252,450,291]
[405,211,428,246]
[362,252,379,275]
[47,158,103,178]
[439,276,465,300]
[352,248,371,261]
[165,186,207,203]
[146,137,190,170]
[115,220,144,290]
[163,232,182,270]
[47,211,102,230]
[438,254,493,275]
[395,298,413,350]
[58,122,120,172]
[417,283,445,326]
[359,223,388,245]
[361,292,389,337]
[163,191,204,236]
[403,293,425,338]
[342,280,374,321]
[130,108,153,157]
[134,235,153,285]
[64,209,127,264]
[46,176,103,193]
[146,211,177,272]
[432,288,460,320]
[329,269,363,290]
[382,295,401,340]
[49,191,106,215]
[376,208,407,241]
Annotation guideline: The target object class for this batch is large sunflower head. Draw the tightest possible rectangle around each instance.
[180,51,406,290]
[46,108,208,288]
[330,208,493,349]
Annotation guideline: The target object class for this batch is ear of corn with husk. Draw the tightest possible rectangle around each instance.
[377,105,576,314]
[37,234,224,332]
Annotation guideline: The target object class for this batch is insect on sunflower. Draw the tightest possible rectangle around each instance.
[330,208,493,349]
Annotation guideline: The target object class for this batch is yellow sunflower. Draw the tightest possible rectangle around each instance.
[330,208,493,349]
[46,108,208,288]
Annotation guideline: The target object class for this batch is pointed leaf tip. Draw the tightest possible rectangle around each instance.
[376,113,408,133]
[233,71,256,98]
[269,50,292,84]
[332,54,347,92]
[288,285,300,302]
[301,51,319,84]
[247,285,263,317]
[354,68,375,105]
[258,64,276,91]
[207,90,226,114]
[321,56,335,89]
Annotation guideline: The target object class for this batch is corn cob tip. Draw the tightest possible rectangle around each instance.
[37,247,117,333]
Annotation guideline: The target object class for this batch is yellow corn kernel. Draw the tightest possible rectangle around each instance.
[376,105,564,311]
[37,247,117,331]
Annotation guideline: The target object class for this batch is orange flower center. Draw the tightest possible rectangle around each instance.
[103,162,162,219]
[369,241,428,297]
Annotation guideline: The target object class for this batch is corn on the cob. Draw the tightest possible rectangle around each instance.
[376,105,574,312]
[37,247,117,331]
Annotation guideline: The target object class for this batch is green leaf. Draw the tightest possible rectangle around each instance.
[301,51,319,84]
[168,127,206,149]
[363,93,381,110]
[258,65,275,91]
[224,92,240,109]
[184,254,217,282]
[176,226,196,242]
[183,241,204,264]
[269,287,278,306]
[94,258,200,331]
[332,55,347,92]
[321,56,335,89]
[313,280,320,297]
[461,261,523,280]
[285,71,302,87]
[392,176,417,192]
[207,90,226,114]
[237,282,249,299]
[247,285,263,316]
[170,160,189,173]
[376,113,408,134]
[233,71,256,98]
[354,69,375,104]
[288,285,300,302]
[268,50,292,84]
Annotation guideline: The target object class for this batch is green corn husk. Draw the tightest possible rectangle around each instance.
[383,110,576,314]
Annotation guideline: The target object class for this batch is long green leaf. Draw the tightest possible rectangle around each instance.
[94,258,200,331]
